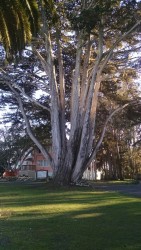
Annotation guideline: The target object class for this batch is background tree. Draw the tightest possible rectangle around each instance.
[0,126,33,170]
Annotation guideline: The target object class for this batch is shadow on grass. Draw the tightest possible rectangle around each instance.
[0,183,141,250]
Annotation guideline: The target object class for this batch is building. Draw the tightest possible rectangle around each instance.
[83,161,102,180]
[18,147,53,179]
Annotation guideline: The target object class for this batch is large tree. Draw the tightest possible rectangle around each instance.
[0,0,141,185]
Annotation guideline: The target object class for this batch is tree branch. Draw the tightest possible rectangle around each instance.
[70,32,83,138]
[17,94,53,168]
[100,20,141,74]
[10,82,50,112]
[86,102,132,167]
[56,27,66,150]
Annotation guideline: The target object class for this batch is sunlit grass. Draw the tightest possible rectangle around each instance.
[0,183,141,250]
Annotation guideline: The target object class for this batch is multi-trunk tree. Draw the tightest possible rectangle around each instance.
[0,0,141,184]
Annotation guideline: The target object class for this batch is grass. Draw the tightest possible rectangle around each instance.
[0,182,141,250]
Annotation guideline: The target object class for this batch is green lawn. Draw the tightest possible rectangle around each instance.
[0,182,141,250]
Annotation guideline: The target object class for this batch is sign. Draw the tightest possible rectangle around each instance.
[36,171,48,179]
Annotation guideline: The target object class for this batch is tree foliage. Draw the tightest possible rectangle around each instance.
[0,0,39,60]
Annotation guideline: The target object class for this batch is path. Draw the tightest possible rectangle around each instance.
[91,182,141,198]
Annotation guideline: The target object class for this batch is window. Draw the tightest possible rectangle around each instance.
[37,160,49,167]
